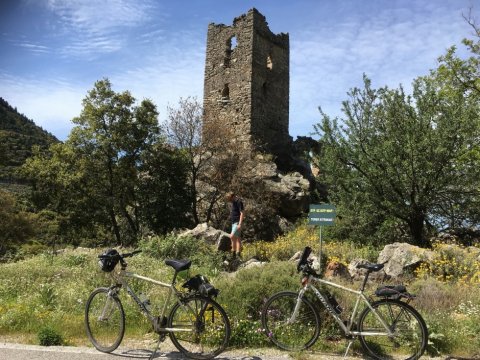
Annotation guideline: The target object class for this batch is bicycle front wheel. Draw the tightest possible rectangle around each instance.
[85,287,125,353]
[168,295,231,359]
[261,291,320,351]
[358,299,428,360]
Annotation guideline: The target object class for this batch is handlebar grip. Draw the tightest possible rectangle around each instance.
[123,249,142,258]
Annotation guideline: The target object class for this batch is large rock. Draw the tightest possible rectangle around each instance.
[179,223,231,251]
[264,171,310,218]
[377,242,434,278]
[290,250,320,273]
[325,260,350,280]
[348,258,387,281]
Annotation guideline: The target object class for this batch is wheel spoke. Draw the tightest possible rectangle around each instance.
[358,299,427,360]
[261,291,320,351]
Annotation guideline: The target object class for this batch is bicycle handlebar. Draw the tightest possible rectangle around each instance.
[98,249,142,259]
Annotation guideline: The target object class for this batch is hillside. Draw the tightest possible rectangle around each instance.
[0,97,58,182]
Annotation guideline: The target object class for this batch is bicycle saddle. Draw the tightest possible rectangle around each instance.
[356,263,384,272]
[165,259,192,272]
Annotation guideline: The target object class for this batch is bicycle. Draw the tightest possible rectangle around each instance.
[261,246,428,360]
[85,248,231,360]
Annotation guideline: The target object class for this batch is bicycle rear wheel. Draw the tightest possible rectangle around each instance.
[358,299,428,360]
[85,287,125,353]
[168,295,230,359]
[261,291,320,351]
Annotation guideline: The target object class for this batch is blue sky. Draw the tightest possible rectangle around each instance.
[0,0,477,141]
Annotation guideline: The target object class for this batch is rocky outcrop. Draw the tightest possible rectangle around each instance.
[263,170,310,218]
[195,153,312,241]
[325,260,350,280]
[348,258,387,281]
[290,250,320,273]
[377,242,434,278]
[179,223,231,251]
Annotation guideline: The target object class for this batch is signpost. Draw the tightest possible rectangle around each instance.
[308,204,336,271]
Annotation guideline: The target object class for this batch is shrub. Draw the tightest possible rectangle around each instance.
[63,253,88,267]
[415,242,480,284]
[243,223,379,264]
[38,326,63,346]
[229,319,268,347]
[38,284,56,310]
[215,261,299,321]
[138,234,223,275]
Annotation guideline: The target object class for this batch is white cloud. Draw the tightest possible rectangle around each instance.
[17,42,50,54]
[43,0,164,57]
[45,0,156,32]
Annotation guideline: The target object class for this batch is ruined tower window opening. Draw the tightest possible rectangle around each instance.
[219,83,230,103]
[266,54,273,70]
[223,35,237,68]
[230,36,238,49]
[262,82,268,96]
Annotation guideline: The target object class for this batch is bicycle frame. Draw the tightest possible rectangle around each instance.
[298,274,395,337]
[107,267,194,333]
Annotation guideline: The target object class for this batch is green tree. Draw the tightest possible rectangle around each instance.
[68,79,160,244]
[164,97,233,225]
[23,79,164,245]
[137,142,192,234]
[22,143,108,244]
[315,74,479,247]
[0,189,35,256]
[432,13,480,231]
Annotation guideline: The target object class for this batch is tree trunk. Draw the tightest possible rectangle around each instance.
[205,189,219,224]
[191,171,199,224]
[408,212,429,248]
[110,209,122,245]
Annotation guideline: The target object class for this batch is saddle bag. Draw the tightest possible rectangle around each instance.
[182,274,219,298]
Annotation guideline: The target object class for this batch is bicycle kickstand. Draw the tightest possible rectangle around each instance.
[343,339,354,359]
[148,335,164,360]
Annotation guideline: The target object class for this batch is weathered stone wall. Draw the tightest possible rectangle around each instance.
[203,8,291,156]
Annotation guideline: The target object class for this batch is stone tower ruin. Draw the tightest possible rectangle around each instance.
[203,8,292,157]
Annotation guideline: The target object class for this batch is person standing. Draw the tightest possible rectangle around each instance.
[226,191,244,259]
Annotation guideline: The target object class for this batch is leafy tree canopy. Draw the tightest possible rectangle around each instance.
[315,71,480,247]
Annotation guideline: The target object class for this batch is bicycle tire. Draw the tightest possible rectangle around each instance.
[358,299,428,360]
[261,291,320,351]
[168,295,231,359]
[85,287,125,353]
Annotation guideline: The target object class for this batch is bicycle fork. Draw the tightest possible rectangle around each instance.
[98,290,117,321]
[287,289,307,324]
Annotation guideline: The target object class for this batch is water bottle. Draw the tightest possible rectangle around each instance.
[138,292,151,312]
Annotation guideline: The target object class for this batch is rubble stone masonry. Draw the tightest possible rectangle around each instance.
[203,8,292,156]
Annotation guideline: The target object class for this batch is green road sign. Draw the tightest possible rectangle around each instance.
[308,204,336,226]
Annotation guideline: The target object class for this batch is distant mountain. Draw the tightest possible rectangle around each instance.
[0,97,59,182]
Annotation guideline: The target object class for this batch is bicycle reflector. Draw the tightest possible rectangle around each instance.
[98,248,120,272]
